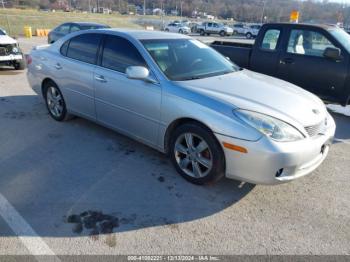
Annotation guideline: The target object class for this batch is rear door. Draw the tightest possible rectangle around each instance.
[94,35,161,146]
[55,33,102,119]
[277,27,348,98]
[250,27,282,76]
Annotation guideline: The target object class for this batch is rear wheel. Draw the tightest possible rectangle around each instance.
[165,28,169,32]
[246,32,252,39]
[43,81,71,121]
[199,29,205,36]
[170,123,225,185]
[179,29,183,34]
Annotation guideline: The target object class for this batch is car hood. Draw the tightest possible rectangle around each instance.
[0,35,17,45]
[176,69,327,128]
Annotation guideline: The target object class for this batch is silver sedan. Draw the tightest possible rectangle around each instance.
[27,29,336,185]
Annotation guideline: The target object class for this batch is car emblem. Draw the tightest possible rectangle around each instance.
[312,109,320,115]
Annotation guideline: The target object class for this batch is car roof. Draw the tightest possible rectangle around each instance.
[98,28,191,40]
[263,22,337,30]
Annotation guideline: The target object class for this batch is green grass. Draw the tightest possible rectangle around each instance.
[0,8,143,37]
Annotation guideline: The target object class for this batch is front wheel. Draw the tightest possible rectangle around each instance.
[219,31,226,37]
[199,29,205,36]
[14,59,26,70]
[170,123,225,185]
[246,32,252,39]
[179,29,183,34]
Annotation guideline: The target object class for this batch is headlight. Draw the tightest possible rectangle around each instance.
[234,109,304,142]
[12,47,19,53]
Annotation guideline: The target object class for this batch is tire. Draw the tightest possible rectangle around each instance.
[206,33,210,36]
[179,29,183,34]
[219,30,226,37]
[43,80,72,121]
[165,28,169,32]
[233,30,238,35]
[169,122,225,185]
[246,32,252,39]
[199,29,205,36]
[14,58,26,70]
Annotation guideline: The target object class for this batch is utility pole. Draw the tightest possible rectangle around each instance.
[143,0,146,15]
[180,0,183,20]
[260,0,266,24]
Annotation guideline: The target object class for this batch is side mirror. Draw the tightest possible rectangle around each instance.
[323,47,341,61]
[126,66,157,84]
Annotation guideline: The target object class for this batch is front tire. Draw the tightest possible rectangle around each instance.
[199,29,205,36]
[246,32,252,39]
[170,123,225,185]
[219,30,226,37]
[43,81,71,121]
[14,59,26,70]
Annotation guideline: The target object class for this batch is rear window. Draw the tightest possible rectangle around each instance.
[261,29,281,50]
[66,33,102,64]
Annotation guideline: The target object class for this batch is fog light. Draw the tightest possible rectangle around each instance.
[275,168,284,177]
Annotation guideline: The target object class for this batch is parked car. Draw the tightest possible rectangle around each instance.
[47,22,110,43]
[197,22,233,36]
[232,23,247,35]
[27,29,335,185]
[0,28,26,70]
[245,24,262,39]
[211,23,350,106]
[164,23,191,34]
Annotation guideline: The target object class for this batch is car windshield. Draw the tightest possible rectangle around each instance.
[142,39,239,81]
[328,28,350,53]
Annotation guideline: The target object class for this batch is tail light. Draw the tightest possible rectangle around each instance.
[26,55,32,65]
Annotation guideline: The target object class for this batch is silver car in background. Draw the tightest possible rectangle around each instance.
[27,29,335,185]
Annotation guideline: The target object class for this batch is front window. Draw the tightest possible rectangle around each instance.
[0,29,5,35]
[142,39,239,81]
[287,29,335,57]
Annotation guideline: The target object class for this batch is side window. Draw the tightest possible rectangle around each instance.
[60,40,69,56]
[66,33,101,64]
[101,36,146,73]
[70,25,80,33]
[261,29,281,50]
[287,29,336,57]
[207,23,212,27]
[55,24,70,34]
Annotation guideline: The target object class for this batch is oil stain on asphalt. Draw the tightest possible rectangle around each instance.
[65,210,119,236]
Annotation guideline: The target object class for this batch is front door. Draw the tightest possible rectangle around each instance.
[94,35,161,146]
[277,28,347,100]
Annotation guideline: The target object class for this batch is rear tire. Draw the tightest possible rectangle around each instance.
[179,29,183,34]
[199,29,205,36]
[169,123,225,185]
[43,80,72,121]
[246,32,252,39]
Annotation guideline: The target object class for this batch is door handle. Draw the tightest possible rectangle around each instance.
[279,58,294,65]
[54,63,62,70]
[94,75,107,83]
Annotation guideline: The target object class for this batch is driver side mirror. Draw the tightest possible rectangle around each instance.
[126,66,158,84]
[323,47,341,61]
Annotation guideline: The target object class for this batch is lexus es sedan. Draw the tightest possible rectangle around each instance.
[47,22,110,44]
[27,29,336,185]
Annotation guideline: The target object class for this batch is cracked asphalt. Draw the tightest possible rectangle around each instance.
[0,37,349,256]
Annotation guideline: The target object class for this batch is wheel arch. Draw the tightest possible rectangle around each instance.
[41,78,56,98]
[163,117,217,155]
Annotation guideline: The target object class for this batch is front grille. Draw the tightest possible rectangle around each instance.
[305,121,324,137]
[0,47,6,56]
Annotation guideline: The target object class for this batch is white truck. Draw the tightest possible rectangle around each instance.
[197,22,233,37]
[0,28,26,70]
[244,24,262,39]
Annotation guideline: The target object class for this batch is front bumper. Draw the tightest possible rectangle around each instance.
[0,54,23,62]
[215,114,336,185]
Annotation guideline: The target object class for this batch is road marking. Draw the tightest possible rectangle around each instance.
[0,193,60,261]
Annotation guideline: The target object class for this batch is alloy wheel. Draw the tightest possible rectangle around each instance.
[46,86,63,118]
[174,132,213,178]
